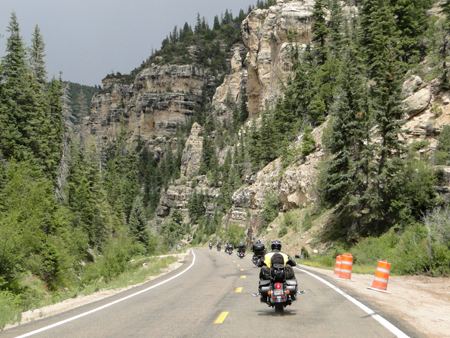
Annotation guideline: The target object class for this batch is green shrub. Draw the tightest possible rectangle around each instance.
[300,246,310,259]
[262,192,279,226]
[302,211,313,231]
[278,225,288,237]
[0,291,21,330]
[283,212,295,227]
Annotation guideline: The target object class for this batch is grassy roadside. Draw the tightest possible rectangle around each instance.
[0,255,180,330]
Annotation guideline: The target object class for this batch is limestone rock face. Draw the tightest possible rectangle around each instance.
[82,64,211,155]
[241,1,315,117]
[180,123,203,179]
[156,177,221,220]
[212,44,248,122]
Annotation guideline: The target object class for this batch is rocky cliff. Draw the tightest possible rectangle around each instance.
[82,64,213,156]
[242,0,315,117]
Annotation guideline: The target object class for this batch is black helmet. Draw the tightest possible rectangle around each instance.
[271,240,281,251]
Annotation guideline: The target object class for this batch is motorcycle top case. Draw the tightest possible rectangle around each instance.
[253,243,265,252]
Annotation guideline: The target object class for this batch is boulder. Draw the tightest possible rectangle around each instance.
[403,88,432,118]
[402,75,423,97]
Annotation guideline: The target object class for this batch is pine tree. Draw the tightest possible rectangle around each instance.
[0,12,45,168]
[311,0,329,66]
[323,35,373,207]
[359,0,398,80]
[128,196,149,247]
[29,25,47,86]
[76,89,88,120]
[391,0,430,66]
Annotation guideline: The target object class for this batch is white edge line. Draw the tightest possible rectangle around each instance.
[15,250,197,338]
[295,267,410,338]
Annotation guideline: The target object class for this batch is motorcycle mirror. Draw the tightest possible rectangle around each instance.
[251,293,260,297]
[297,290,306,295]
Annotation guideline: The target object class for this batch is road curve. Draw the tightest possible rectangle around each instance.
[1,248,420,338]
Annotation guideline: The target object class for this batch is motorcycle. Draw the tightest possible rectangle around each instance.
[217,244,221,251]
[225,246,233,255]
[252,264,305,312]
[237,250,245,258]
[209,243,213,250]
[252,254,264,266]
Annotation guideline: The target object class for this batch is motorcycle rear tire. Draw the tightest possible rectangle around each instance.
[274,303,284,313]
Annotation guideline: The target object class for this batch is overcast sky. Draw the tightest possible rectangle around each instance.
[0,0,257,86]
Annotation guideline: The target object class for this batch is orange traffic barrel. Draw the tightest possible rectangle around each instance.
[334,255,342,275]
[369,260,391,293]
[339,253,353,280]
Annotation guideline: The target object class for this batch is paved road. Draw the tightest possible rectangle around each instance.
[2,249,420,338]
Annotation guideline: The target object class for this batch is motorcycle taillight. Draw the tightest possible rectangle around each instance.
[275,282,282,290]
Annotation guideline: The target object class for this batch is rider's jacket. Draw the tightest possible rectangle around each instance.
[263,250,296,268]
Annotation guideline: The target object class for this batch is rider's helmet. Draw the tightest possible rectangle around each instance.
[256,240,261,244]
[271,240,282,251]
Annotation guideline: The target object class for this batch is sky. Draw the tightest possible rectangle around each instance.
[0,0,258,87]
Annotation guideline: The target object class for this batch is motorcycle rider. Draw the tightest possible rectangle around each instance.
[251,239,265,256]
[259,240,297,301]
[209,242,212,249]
[238,241,246,252]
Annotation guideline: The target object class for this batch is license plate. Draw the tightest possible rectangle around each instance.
[274,290,283,296]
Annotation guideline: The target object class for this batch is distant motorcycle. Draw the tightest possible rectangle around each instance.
[225,245,233,255]
[217,244,221,251]
[209,243,213,250]
[237,250,245,258]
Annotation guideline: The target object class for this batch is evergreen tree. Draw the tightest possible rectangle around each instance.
[391,0,430,66]
[28,24,47,86]
[311,0,329,66]
[359,0,398,80]
[128,195,149,247]
[76,88,89,120]
[0,12,47,171]
[322,38,373,208]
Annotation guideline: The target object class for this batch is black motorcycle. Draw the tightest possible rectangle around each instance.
[217,244,221,251]
[252,264,305,312]
[237,250,245,258]
[252,254,264,267]
[209,243,213,250]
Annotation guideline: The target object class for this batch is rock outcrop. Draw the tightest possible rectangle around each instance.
[180,122,203,179]
[82,65,212,156]
[212,44,248,123]
[223,122,326,228]
[242,0,315,117]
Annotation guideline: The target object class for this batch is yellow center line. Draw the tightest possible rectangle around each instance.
[215,312,229,324]
[235,287,243,293]
[240,269,244,271]
[233,261,236,263]
[240,275,246,279]
[237,264,240,267]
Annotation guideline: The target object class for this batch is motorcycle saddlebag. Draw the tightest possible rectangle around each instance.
[286,279,298,295]
[259,280,271,296]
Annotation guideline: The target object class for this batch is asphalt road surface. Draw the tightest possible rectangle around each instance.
[2,248,421,338]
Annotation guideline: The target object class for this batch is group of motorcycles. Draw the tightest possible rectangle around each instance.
[209,242,246,258]
[208,241,304,312]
